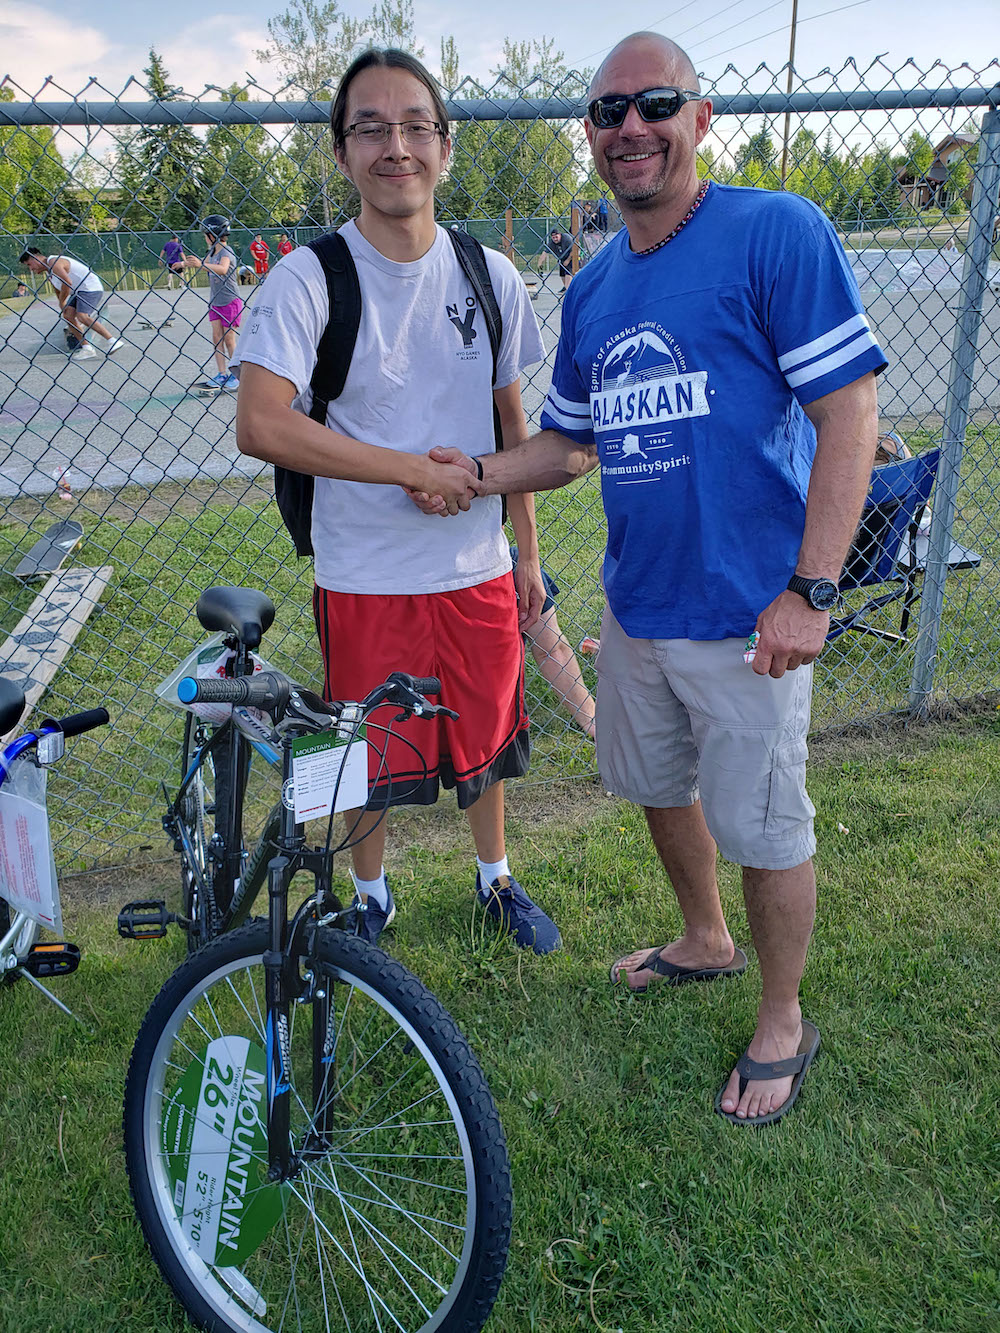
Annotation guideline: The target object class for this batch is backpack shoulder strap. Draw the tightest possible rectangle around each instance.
[273,230,362,559]
[446,228,502,388]
[306,230,362,420]
[445,229,507,507]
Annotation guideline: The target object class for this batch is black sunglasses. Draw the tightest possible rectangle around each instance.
[587,87,704,130]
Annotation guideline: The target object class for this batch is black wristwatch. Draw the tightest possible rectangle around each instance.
[786,574,839,611]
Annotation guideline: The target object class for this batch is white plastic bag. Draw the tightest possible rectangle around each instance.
[155,634,279,746]
[0,754,61,933]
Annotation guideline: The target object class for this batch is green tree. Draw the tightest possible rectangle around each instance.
[115,50,205,233]
[0,87,71,234]
[438,38,581,227]
[200,84,302,228]
[734,123,776,176]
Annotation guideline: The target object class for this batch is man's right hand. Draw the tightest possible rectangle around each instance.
[406,448,480,516]
[413,451,482,515]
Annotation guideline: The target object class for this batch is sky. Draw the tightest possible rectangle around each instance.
[2,0,997,99]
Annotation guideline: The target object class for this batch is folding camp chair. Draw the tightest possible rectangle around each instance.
[829,448,942,644]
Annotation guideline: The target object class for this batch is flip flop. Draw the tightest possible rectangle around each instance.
[609,945,748,994]
[714,1020,821,1127]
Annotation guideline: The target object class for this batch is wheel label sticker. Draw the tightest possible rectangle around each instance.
[162,1034,286,1265]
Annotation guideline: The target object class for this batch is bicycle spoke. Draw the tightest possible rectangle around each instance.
[318,1154,463,1266]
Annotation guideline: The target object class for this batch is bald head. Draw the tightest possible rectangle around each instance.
[590,32,700,100]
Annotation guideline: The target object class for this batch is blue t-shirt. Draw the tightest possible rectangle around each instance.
[162,240,182,265]
[540,183,888,641]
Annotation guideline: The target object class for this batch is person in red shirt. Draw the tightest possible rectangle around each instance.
[249,234,270,276]
[277,233,293,257]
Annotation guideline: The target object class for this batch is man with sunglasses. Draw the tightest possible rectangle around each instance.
[233,48,561,958]
[425,31,886,1126]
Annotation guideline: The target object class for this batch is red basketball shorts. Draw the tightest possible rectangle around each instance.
[312,573,530,809]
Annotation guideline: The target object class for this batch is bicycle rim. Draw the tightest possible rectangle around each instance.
[124,923,512,1333]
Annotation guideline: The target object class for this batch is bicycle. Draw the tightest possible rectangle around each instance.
[119,586,513,1333]
[0,676,109,1016]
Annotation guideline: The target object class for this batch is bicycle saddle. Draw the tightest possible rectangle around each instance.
[196,587,276,649]
[0,676,26,736]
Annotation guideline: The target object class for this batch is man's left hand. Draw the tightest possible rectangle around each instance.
[752,590,829,678]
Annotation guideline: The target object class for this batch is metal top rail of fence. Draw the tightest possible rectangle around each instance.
[0,59,998,868]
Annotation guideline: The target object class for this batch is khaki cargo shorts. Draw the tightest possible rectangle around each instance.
[595,606,816,871]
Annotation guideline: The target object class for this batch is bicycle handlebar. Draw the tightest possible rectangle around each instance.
[389,673,440,698]
[178,671,292,712]
[177,670,454,724]
[52,707,111,738]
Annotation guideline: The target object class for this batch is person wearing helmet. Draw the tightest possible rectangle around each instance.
[181,215,241,390]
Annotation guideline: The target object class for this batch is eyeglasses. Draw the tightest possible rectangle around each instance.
[345,120,444,146]
[587,87,704,130]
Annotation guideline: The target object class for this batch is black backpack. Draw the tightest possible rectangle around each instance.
[274,227,504,558]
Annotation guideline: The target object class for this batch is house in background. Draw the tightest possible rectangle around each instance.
[896,133,977,209]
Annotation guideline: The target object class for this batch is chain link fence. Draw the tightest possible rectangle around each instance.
[0,59,998,867]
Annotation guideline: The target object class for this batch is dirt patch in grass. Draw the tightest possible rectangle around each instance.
[62,699,1000,913]
[63,774,616,912]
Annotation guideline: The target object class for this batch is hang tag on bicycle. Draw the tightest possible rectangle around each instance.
[290,728,368,822]
[0,755,62,933]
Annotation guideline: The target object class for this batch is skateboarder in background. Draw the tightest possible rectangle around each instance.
[180,215,241,391]
[19,248,124,361]
[160,235,185,289]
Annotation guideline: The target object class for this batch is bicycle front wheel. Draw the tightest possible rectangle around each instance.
[0,900,40,984]
[124,922,512,1333]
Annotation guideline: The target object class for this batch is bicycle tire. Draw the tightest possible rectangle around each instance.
[124,922,512,1333]
[0,899,40,985]
[179,714,246,947]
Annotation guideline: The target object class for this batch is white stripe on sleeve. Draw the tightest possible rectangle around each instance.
[783,328,879,389]
[777,313,871,374]
[545,384,592,420]
[542,395,593,432]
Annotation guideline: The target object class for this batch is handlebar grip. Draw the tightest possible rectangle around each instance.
[408,677,441,697]
[56,707,110,738]
[178,671,290,714]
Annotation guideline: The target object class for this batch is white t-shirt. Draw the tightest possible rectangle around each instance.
[230,221,544,595]
[46,255,102,293]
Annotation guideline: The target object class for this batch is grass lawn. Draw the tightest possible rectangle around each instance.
[2,413,998,870]
[0,708,997,1331]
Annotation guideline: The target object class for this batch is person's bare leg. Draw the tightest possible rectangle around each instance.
[528,609,596,739]
[209,320,229,375]
[464,779,505,864]
[719,859,815,1120]
[612,801,735,991]
[345,806,388,881]
[224,327,238,366]
[73,310,115,341]
[62,308,89,340]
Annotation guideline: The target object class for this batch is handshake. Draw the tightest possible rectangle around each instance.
[403,446,486,516]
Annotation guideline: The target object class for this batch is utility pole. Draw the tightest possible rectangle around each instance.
[779,0,799,187]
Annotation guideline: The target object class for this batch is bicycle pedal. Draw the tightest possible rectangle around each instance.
[118,899,175,940]
[24,941,81,978]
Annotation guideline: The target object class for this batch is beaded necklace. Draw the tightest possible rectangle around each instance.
[631,179,710,257]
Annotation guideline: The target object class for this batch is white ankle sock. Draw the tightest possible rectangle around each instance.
[476,855,510,886]
[351,867,389,909]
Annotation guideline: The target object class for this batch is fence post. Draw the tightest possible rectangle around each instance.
[908,106,1000,714]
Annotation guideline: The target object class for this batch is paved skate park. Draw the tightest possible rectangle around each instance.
[2,250,998,500]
